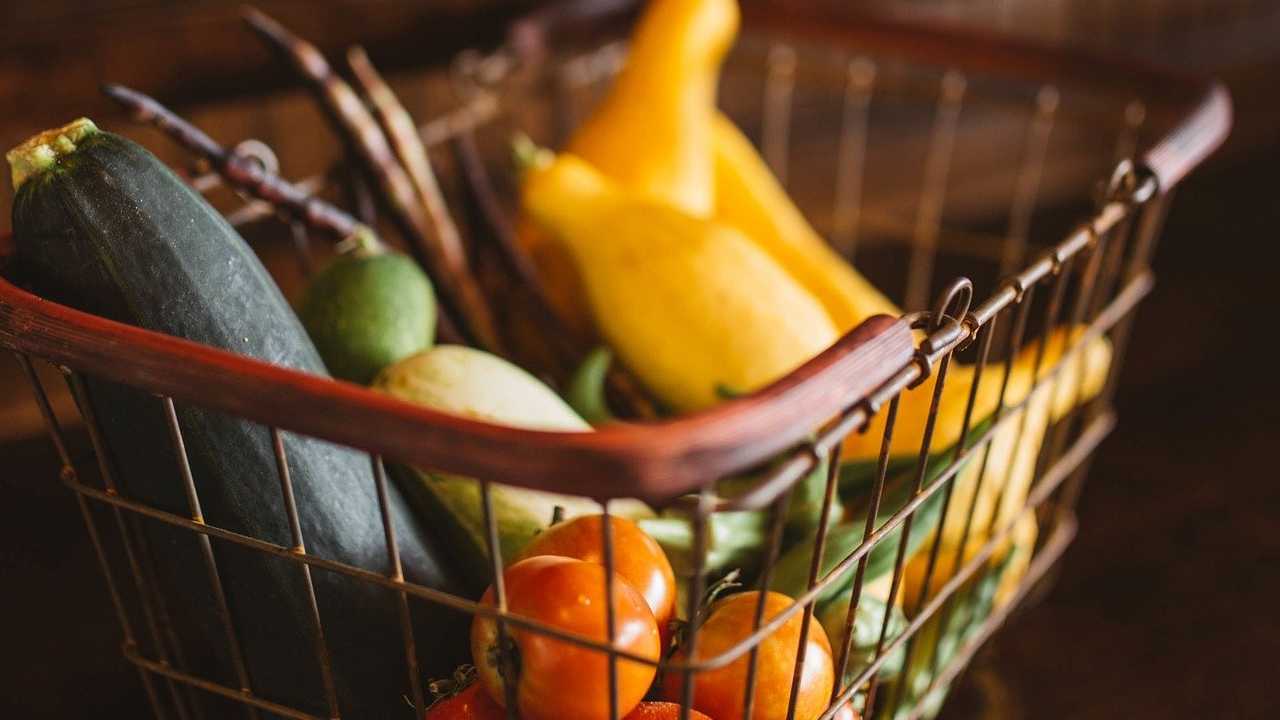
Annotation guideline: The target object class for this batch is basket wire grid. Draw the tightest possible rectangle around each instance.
[0,6,1229,720]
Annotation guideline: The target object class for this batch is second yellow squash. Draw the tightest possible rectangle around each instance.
[516,0,740,338]
[712,113,902,331]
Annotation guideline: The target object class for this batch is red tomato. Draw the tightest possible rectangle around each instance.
[623,701,712,720]
[472,556,662,720]
[516,515,677,645]
[662,591,835,720]
[424,681,505,720]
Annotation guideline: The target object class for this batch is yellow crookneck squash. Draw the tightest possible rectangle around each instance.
[521,151,837,413]
[845,326,1113,463]
[519,0,898,342]
[568,0,739,214]
[896,329,1112,615]
[711,113,902,331]
[517,0,740,337]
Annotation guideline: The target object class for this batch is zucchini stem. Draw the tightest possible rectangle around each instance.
[7,118,99,191]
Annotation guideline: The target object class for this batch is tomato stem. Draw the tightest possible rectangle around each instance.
[426,664,478,703]
[487,635,522,692]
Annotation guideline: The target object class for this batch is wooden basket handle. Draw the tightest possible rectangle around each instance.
[0,256,913,504]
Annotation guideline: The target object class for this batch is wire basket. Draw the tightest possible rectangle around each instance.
[0,4,1229,720]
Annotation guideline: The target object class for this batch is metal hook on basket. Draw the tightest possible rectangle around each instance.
[905,278,973,387]
[186,140,278,197]
[930,277,974,333]
[924,277,973,351]
[231,139,281,177]
[1101,158,1158,207]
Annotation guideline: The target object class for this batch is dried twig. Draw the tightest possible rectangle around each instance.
[450,131,574,350]
[345,46,455,244]
[344,46,486,352]
[242,6,500,351]
[222,174,328,228]
[102,82,466,344]
[344,163,379,227]
[103,83,362,240]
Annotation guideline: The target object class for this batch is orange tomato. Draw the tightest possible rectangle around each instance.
[662,591,834,720]
[423,681,505,720]
[517,515,677,645]
[623,702,712,720]
[472,556,661,720]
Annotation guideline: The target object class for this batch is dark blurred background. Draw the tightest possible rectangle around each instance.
[2,1,1278,718]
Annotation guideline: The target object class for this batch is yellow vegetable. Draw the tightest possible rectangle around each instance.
[712,113,902,331]
[897,330,1111,616]
[375,345,653,576]
[518,0,740,337]
[994,513,1037,610]
[522,152,837,412]
[845,327,1113,463]
[569,0,738,214]
[901,511,1037,618]
[513,218,592,337]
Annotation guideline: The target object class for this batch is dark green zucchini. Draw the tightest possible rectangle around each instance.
[9,119,467,718]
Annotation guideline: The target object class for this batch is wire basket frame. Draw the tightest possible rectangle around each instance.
[0,5,1228,720]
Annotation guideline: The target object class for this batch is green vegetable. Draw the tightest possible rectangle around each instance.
[818,592,908,683]
[770,450,972,604]
[839,455,916,503]
[839,417,991,509]
[880,551,1014,720]
[565,346,616,424]
[376,344,588,430]
[718,446,839,543]
[393,469,628,589]
[639,510,771,619]
[639,447,837,612]
[374,345,651,588]
[9,118,468,715]
[782,450,840,541]
[299,230,436,384]
[639,510,772,581]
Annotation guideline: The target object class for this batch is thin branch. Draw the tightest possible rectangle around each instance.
[344,46,482,353]
[242,6,500,352]
[103,83,361,240]
[345,46,453,246]
[102,82,466,345]
[450,130,571,347]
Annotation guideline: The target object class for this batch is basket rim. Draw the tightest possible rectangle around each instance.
[0,249,912,504]
[0,11,1230,503]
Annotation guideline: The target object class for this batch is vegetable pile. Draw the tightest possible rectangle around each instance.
[5,0,1114,718]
